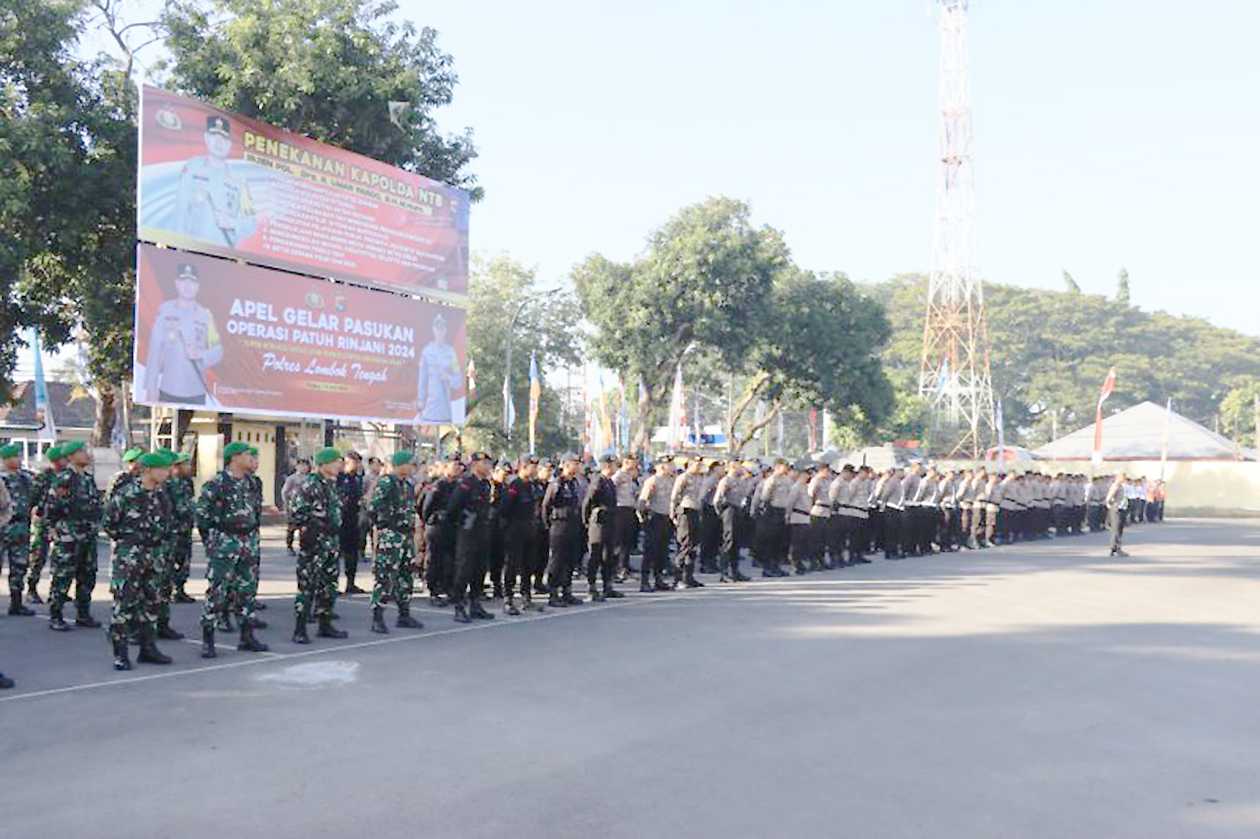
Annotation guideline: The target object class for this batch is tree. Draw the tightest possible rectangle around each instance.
[1116,267,1131,305]
[460,256,582,455]
[1220,380,1260,445]
[1062,270,1080,293]
[161,0,479,196]
[573,198,787,451]
[721,270,893,453]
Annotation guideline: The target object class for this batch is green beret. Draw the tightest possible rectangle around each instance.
[138,452,169,468]
[0,443,22,459]
[59,441,85,457]
[247,446,259,457]
[121,447,144,463]
[173,452,191,464]
[314,447,343,466]
[45,445,62,461]
[391,450,415,467]
[223,441,251,460]
[156,447,177,461]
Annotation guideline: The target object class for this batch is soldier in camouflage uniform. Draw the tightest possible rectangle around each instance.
[25,444,66,605]
[367,451,424,634]
[45,441,104,631]
[147,448,184,642]
[196,441,268,658]
[104,452,175,671]
[288,447,347,644]
[108,448,144,499]
[0,443,34,616]
[167,453,197,603]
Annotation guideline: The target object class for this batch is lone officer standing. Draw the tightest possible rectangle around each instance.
[289,447,349,644]
[447,452,496,623]
[45,441,103,632]
[367,451,424,633]
[174,114,255,247]
[582,454,623,601]
[1,443,35,616]
[196,441,268,657]
[1105,473,1130,557]
[105,452,175,671]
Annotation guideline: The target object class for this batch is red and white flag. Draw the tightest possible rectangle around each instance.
[1092,367,1117,467]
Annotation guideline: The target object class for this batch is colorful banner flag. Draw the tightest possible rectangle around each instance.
[1092,367,1117,467]
[528,352,541,454]
[31,329,56,443]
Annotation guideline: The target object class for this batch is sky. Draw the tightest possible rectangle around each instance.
[398,0,1258,336]
[23,0,1257,383]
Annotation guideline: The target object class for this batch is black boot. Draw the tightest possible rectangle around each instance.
[561,590,584,606]
[174,586,196,604]
[8,591,33,616]
[75,607,101,628]
[371,606,389,634]
[604,587,625,599]
[201,625,217,658]
[136,628,173,665]
[468,601,495,621]
[156,619,184,641]
[395,607,422,629]
[49,608,70,631]
[588,585,606,603]
[238,621,269,652]
[317,616,348,639]
[453,602,471,623]
[26,584,43,605]
[292,614,310,645]
[548,591,565,608]
[112,637,132,671]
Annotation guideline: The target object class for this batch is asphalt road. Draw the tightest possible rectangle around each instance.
[3,518,1259,838]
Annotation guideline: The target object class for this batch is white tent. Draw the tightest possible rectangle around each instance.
[1033,401,1254,462]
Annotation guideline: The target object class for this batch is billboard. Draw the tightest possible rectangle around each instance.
[137,85,469,302]
[131,244,467,425]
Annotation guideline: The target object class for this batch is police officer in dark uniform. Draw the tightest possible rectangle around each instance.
[336,451,366,595]
[486,461,509,600]
[500,456,543,616]
[446,452,495,623]
[541,454,584,607]
[420,453,462,606]
[582,454,623,602]
[531,460,553,596]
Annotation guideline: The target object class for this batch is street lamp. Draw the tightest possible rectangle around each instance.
[503,288,563,442]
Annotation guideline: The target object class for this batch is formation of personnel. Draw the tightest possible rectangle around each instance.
[0,442,1163,689]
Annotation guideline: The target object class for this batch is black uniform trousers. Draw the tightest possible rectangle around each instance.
[613,507,638,574]
[719,506,741,577]
[641,513,671,586]
[587,536,617,590]
[503,520,534,599]
[699,506,721,571]
[546,518,579,594]
[487,520,505,594]
[675,508,701,581]
[424,519,453,596]
[451,523,487,606]
[883,508,903,558]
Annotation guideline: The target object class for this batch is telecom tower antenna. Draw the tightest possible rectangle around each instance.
[919,0,995,459]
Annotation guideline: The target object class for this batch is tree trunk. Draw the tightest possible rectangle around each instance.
[92,381,118,448]
[725,372,772,454]
[730,399,781,455]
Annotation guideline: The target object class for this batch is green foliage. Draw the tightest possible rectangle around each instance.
[1220,380,1260,444]
[460,256,582,456]
[573,197,789,449]
[869,274,1260,447]
[161,0,479,197]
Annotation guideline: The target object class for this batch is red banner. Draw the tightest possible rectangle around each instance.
[131,245,467,424]
[138,86,469,301]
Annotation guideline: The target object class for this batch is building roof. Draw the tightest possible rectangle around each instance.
[1033,401,1254,462]
[0,381,99,430]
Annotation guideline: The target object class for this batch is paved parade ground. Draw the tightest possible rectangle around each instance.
[3,519,1260,838]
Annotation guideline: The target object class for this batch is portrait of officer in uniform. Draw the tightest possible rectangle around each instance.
[174,115,256,247]
[416,312,460,424]
[139,262,224,406]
